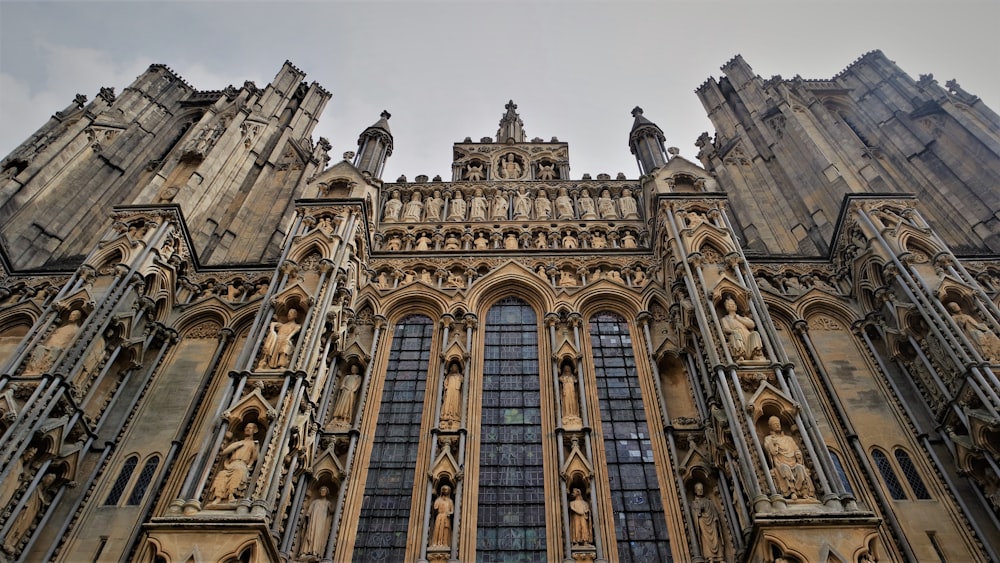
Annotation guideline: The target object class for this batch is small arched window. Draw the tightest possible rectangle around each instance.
[829,449,853,495]
[894,449,931,499]
[872,449,906,500]
[127,455,160,505]
[105,456,138,505]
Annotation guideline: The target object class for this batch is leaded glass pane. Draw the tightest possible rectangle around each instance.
[355,315,433,561]
[894,449,931,499]
[105,456,137,506]
[477,297,546,562]
[589,312,672,562]
[126,455,160,505]
[829,450,853,495]
[872,449,906,500]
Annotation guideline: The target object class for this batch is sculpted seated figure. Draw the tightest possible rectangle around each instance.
[720,297,764,362]
[763,416,815,500]
[947,301,1000,361]
[208,423,260,505]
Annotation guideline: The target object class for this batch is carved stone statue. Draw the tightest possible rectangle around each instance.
[592,233,607,249]
[383,190,403,221]
[555,188,574,219]
[559,270,578,287]
[474,233,489,250]
[621,231,637,249]
[578,189,597,219]
[691,482,725,562]
[499,154,522,179]
[535,232,548,249]
[26,309,84,373]
[331,364,363,427]
[415,234,432,251]
[537,162,556,181]
[947,302,1000,361]
[720,298,764,362]
[504,233,519,249]
[440,363,463,429]
[258,309,301,369]
[598,189,617,219]
[430,485,454,548]
[491,191,509,220]
[208,422,260,505]
[569,488,592,545]
[447,190,466,221]
[559,364,581,427]
[534,189,552,220]
[385,236,402,251]
[464,162,484,181]
[444,234,461,250]
[402,191,424,222]
[562,232,578,249]
[425,190,445,222]
[3,472,55,554]
[763,416,815,500]
[470,189,488,221]
[299,486,334,556]
[619,188,639,219]
[513,187,532,219]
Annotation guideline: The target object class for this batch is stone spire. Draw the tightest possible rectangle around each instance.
[354,110,394,178]
[628,106,668,175]
[496,100,526,143]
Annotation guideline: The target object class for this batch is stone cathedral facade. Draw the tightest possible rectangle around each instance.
[0,50,998,563]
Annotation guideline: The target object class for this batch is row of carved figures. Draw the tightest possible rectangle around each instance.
[370,263,650,291]
[382,186,641,223]
[380,227,643,252]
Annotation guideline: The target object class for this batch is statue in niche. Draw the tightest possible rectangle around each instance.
[633,269,647,286]
[621,231,638,249]
[491,191,509,220]
[578,189,597,219]
[555,188,574,219]
[569,488,593,545]
[591,233,607,249]
[331,364,363,428]
[208,422,260,505]
[534,188,552,220]
[440,362,463,429]
[26,309,85,373]
[317,217,335,234]
[499,153,522,179]
[376,272,390,289]
[947,302,1000,361]
[763,416,815,500]
[504,233,519,249]
[464,162,484,182]
[514,187,532,219]
[384,236,402,251]
[474,233,489,250]
[3,472,56,554]
[537,162,557,181]
[0,447,37,518]
[425,190,445,222]
[684,210,706,228]
[535,232,549,249]
[382,190,402,221]
[419,269,433,284]
[402,191,424,222]
[258,309,301,370]
[415,234,432,251]
[447,190,466,221]
[690,482,725,562]
[562,232,578,249]
[225,281,243,302]
[430,485,454,548]
[447,272,465,288]
[559,271,578,287]
[619,188,639,219]
[598,189,618,219]
[470,188,488,221]
[559,364,581,426]
[444,234,461,250]
[299,485,334,557]
[720,297,764,362]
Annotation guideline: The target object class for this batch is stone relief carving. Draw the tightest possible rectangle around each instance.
[24,309,84,374]
[207,422,260,506]
[258,309,301,370]
[947,302,1000,361]
[720,297,764,362]
[382,190,402,222]
[763,416,815,500]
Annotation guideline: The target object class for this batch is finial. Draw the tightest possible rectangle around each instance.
[631,106,643,117]
[380,110,391,120]
[505,99,517,112]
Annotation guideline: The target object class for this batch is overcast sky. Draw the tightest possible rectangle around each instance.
[2,1,997,182]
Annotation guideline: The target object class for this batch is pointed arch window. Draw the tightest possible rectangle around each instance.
[104,456,138,505]
[872,449,906,500]
[589,312,672,562]
[127,455,160,506]
[828,449,853,495]
[476,297,546,561]
[894,449,931,499]
[355,315,434,560]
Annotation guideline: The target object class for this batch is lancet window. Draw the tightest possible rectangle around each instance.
[104,456,138,506]
[126,455,160,506]
[872,448,907,500]
[895,449,931,500]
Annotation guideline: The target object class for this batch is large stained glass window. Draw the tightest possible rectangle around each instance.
[589,312,672,562]
[355,315,434,561]
[477,297,546,562]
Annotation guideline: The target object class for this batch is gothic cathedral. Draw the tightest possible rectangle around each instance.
[0,51,998,562]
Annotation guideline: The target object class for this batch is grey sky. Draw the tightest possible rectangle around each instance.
[2,1,997,181]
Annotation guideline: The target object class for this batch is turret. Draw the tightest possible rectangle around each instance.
[354,110,393,179]
[496,100,526,143]
[628,106,668,175]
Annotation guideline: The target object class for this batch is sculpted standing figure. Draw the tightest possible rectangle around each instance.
[720,298,764,361]
[534,189,552,220]
[947,302,1000,360]
[208,423,260,504]
[430,485,454,548]
[470,189,488,221]
[331,364,363,426]
[491,190,509,220]
[559,364,581,426]
[447,189,467,221]
[578,189,597,219]
[440,363,463,428]
[299,486,334,556]
[763,416,815,500]
[691,482,725,562]
[598,189,617,219]
[3,473,55,554]
[513,187,532,219]
[569,488,592,545]
[383,190,403,221]
[402,191,424,222]
[425,190,445,222]
[619,188,639,219]
[259,309,301,369]
[27,309,84,373]
[555,188,574,219]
